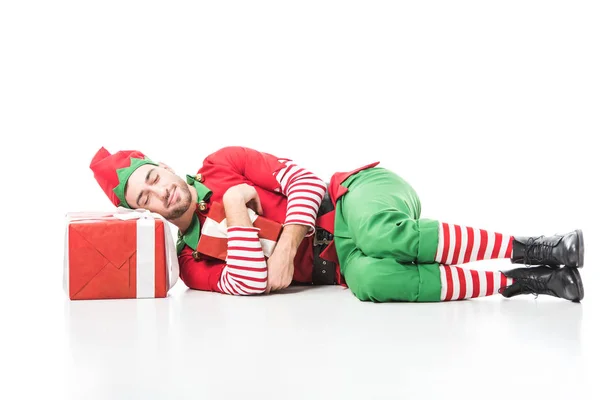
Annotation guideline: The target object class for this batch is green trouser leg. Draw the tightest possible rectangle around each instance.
[334,167,442,302]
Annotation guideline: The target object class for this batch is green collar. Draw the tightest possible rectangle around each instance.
[176,175,212,254]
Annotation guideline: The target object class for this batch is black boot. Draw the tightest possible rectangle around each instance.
[501,265,584,302]
[511,229,584,267]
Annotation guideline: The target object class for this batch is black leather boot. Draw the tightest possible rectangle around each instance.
[501,265,584,302]
[511,229,584,267]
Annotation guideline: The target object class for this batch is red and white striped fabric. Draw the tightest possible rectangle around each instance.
[217,227,268,295]
[439,265,514,301]
[275,158,327,236]
[435,222,514,265]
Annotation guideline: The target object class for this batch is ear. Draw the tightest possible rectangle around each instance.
[157,162,175,174]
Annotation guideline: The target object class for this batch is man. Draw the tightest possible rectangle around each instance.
[90,146,585,302]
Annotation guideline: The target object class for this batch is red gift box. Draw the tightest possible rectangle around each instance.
[196,202,283,261]
[63,210,179,300]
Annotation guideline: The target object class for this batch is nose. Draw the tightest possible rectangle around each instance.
[148,184,168,199]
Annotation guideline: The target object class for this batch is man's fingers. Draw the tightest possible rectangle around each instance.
[269,282,280,293]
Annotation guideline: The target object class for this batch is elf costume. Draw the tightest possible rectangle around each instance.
[91,146,585,302]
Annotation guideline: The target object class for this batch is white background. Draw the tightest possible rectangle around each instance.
[1,1,598,399]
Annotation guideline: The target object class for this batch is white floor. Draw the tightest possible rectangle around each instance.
[5,260,598,400]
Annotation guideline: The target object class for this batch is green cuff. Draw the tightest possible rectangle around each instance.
[417,263,442,302]
[417,219,440,263]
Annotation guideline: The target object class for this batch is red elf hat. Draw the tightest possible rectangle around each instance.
[90,147,158,208]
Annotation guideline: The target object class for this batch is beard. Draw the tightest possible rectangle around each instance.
[164,181,193,220]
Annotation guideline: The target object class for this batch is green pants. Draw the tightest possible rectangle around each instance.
[334,167,442,302]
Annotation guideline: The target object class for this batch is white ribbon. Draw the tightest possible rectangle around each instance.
[131,210,155,298]
[63,207,180,298]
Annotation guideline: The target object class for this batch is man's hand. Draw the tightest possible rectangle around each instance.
[223,184,263,228]
[265,241,296,294]
[223,183,263,216]
[265,224,309,293]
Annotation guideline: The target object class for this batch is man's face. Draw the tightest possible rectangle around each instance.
[124,164,192,220]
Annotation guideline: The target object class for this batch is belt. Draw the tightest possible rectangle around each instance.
[313,186,337,285]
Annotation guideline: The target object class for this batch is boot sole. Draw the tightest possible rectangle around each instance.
[576,229,584,268]
[570,267,584,302]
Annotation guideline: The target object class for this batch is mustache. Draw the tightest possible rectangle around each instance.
[163,185,176,208]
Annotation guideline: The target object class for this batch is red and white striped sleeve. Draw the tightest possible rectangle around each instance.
[274,159,327,236]
[217,226,268,295]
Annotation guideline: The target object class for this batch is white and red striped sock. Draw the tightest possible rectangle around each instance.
[435,222,514,265]
[439,265,513,301]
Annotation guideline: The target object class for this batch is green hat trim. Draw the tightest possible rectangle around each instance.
[113,156,159,208]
